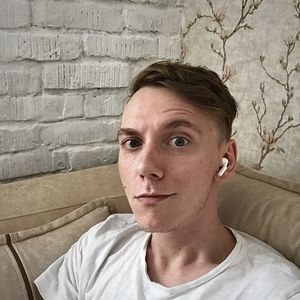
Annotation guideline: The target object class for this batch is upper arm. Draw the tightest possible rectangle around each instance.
[34,237,83,300]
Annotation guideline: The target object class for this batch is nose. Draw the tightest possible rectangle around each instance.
[137,146,164,181]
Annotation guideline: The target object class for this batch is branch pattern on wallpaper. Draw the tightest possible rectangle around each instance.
[252,0,300,170]
[183,0,264,82]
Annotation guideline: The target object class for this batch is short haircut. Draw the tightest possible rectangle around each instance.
[129,61,238,141]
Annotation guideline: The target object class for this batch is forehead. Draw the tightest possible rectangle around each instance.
[121,86,219,137]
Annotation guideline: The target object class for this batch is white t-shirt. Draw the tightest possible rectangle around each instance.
[35,214,300,300]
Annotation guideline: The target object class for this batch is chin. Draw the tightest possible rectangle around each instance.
[134,214,176,233]
[134,216,161,232]
[130,201,181,233]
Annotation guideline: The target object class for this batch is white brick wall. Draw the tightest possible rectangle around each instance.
[0,125,39,154]
[0,95,84,121]
[0,0,31,28]
[40,119,120,150]
[84,34,182,60]
[0,32,81,62]
[84,34,157,60]
[126,7,182,33]
[0,0,183,181]
[32,1,124,31]
[0,65,41,96]
[0,147,66,180]
[44,63,129,89]
[85,91,125,118]
[66,144,119,171]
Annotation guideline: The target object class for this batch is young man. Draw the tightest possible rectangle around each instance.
[35,61,300,299]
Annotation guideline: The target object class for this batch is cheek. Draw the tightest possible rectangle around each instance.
[118,155,135,193]
[172,159,215,186]
[169,155,206,172]
[118,153,127,180]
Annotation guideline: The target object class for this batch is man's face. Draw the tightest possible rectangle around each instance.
[118,86,226,233]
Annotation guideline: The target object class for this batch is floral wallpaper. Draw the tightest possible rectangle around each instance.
[183,0,300,182]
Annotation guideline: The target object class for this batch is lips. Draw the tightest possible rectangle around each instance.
[135,193,174,205]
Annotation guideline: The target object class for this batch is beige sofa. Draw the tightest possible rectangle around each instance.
[0,163,299,300]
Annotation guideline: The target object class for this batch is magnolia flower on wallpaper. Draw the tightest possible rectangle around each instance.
[252,0,300,170]
[183,0,264,83]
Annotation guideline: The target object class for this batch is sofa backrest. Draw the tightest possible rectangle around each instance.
[219,164,300,268]
[0,164,129,234]
[0,163,299,267]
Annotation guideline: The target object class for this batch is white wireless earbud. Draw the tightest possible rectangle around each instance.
[218,157,229,177]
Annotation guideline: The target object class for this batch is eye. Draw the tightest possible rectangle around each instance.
[169,137,189,147]
[123,138,142,149]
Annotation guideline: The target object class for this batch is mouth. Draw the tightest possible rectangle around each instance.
[135,193,175,205]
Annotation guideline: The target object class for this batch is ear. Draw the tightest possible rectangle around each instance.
[215,139,237,181]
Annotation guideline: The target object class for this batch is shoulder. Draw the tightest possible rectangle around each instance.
[82,213,140,245]
[34,214,142,299]
[232,228,300,281]
[80,213,148,252]
[89,213,137,233]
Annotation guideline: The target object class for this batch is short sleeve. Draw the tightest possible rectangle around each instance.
[34,214,137,299]
[34,235,84,300]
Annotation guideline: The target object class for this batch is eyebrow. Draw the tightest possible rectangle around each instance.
[117,128,139,137]
[164,119,202,134]
[118,119,202,137]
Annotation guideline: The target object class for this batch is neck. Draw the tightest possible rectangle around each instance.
[150,218,235,263]
[146,213,236,287]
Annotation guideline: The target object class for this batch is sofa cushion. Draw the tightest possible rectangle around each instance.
[0,196,121,300]
[219,164,300,268]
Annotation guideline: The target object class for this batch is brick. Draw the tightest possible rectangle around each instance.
[85,91,126,118]
[0,125,39,154]
[85,34,157,60]
[158,36,182,59]
[0,65,41,96]
[126,7,182,34]
[0,95,83,121]
[40,119,120,150]
[84,33,181,60]
[44,63,129,89]
[0,32,18,61]
[0,32,81,62]
[0,0,30,28]
[32,1,123,32]
[63,96,84,120]
[129,0,181,6]
[0,147,66,181]
[66,144,119,171]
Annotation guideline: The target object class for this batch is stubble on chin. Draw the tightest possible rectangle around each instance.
[133,211,168,233]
